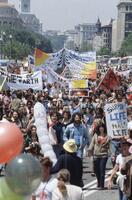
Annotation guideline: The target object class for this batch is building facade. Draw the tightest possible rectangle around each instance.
[74,23,97,48]
[19,0,42,34]
[0,1,23,28]
[20,0,30,13]
[20,13,42,34]
[116,0,132,50]
[92,19,112,52]
[101,21,112,51]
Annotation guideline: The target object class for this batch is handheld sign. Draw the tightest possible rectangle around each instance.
[105,103,128,137]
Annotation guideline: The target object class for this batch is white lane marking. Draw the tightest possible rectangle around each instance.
[83,177,109,197]
[83,170,113,197]
[83,170,112,189]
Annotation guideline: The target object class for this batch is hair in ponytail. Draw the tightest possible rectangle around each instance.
[57,169,70,195]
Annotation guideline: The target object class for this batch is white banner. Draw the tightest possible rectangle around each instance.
[0,69,43,90]
[105,103,128,137]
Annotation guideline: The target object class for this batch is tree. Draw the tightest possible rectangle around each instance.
[97,46,110,55]
[120,33,132,56]
[80,41,93,52]
[47,35,67,52]
[4,41,30,60]
[0,27,53,60]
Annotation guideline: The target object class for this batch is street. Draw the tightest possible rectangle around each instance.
[83,157,118,200]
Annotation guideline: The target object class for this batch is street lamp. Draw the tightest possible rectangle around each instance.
[9,34,13,60]
[2,32,6,59]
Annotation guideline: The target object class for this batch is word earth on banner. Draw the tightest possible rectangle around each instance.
[0,68,42,90]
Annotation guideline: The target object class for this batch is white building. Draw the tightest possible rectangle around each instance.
[74,23,97,48]
[116,0,132,50]
[19,0,42,34]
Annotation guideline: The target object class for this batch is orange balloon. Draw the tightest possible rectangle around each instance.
[0,122,24,164]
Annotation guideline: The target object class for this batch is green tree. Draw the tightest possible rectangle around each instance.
[4,41,30,60]
[80,42,93,52]
[120,33,132,56]
[97,46,110,55]
[47,35,67,52]
[0,27,53,60]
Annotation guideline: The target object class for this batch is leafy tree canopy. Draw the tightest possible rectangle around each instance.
[0,27,53,60]
[120,33,132,56]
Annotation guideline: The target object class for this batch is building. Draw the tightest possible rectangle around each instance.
[19,0,42,34]
[20,13,42,33]
[74,23,97,48]
[93,19,112,52]
[112,19,118,52]
[0,0,23,28]
[20,0,30,13]
[64,30,76,49]
[101,20,112,51]
[116,0,132,50]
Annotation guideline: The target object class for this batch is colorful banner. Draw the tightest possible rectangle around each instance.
[69,89,89,97]
[81,61,97,79]
[64,50,96,79]
[105,103,128,137]
[70,80,88,89]
[97,68,120,92]
[35,48,50,66]
[0,69,42,90]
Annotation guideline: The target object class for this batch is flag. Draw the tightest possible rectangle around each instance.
[35,48,49,66]
[0,77,7,91]
[97,68,120,92]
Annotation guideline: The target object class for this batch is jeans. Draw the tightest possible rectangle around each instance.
[111,140,120,155]
[93,156,108,188]
[119,188,128,200]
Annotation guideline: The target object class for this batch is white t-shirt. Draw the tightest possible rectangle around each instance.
[33,177,58,200]
[116,154,124,171]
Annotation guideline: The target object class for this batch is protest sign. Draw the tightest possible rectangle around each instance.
[105,103,128,137]
[0,69,42,90]
[69,80,88,89]
[69,89,89,97]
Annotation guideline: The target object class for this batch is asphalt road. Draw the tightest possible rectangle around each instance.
[82,156,118,200]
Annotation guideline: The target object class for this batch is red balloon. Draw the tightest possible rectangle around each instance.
[0,122,24,163]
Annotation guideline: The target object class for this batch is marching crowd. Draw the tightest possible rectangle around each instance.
[0,67,132,200]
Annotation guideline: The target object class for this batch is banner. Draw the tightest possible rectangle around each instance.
[65,50,97,79]
[0,69,43,90]
[69,89,89,97]
[105,103,128,137]
[0,77,7,91]
[69,80,88,89]
[97,68,120,92]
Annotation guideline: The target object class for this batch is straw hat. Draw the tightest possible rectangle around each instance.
[63,139,77,153]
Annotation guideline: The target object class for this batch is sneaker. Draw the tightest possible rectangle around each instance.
[91,172,95,177]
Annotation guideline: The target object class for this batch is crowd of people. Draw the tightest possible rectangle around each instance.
[0,65,132,200]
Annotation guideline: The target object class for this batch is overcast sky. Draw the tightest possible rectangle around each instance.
[9,0,119,31]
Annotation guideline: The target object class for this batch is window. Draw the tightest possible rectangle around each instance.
[126,6,129,11]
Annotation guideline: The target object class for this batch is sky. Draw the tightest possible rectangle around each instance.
[9,0,119,31]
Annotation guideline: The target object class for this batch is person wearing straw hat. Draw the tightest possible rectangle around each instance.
[51,139,83,187]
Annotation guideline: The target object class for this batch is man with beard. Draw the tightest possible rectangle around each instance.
[63,112,89,159]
